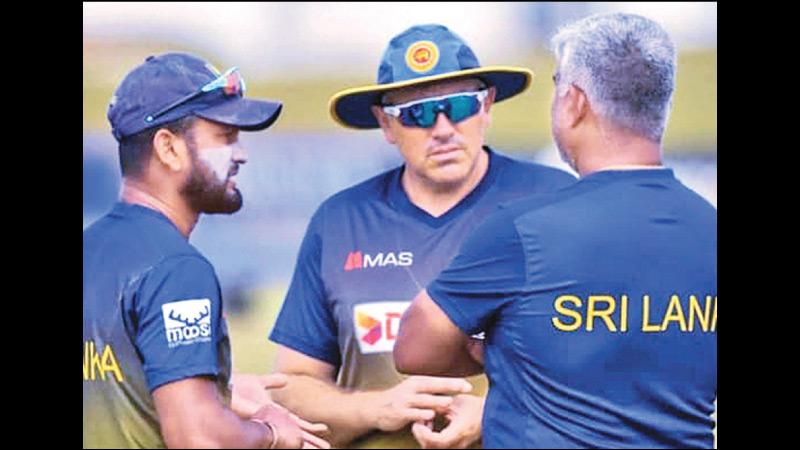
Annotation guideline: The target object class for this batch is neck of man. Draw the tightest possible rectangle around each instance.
[573,124,663,176]
[120,179,199,239]
[402,147,490,218]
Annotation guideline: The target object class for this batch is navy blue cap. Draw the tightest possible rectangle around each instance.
[107,52,282,141]
[328,24,533,129]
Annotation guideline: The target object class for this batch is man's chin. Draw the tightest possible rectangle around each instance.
[192,191,243,215]
[205,197,243,214]
[426,163,472,185]
[203,203,242,215]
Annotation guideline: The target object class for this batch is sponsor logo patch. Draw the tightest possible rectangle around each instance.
[344,251,413,271]
[353,301,411,354]
[161,299,213,348]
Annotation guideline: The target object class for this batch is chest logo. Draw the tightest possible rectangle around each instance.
[344,251,413,271]
[353,301,411,354]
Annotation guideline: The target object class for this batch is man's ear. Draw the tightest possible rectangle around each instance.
[480,86,497,131]
[152,129,186,172]
[371,105,397,145]
[483,86,497,113]
[565,85,589,129]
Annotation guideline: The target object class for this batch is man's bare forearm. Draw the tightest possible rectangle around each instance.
[396,337,484,377]
[154,378,278,449]
[270,374,381,447]
[394,291,485,377]
[186,405,275,448]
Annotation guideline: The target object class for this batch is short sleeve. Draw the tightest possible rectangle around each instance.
[427,208,527,335]
[269,210,341,367]
[133,255,225,392]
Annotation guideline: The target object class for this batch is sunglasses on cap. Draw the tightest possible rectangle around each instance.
[145,66,247,123]
[381,90,489,128]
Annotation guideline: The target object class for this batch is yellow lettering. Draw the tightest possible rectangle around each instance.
[587,295,617,332]
[91,341,103,380]
[84,340,126,382]
[101,345,125,382]
[642,295,660,332]
[710,296,717,331]
[661,295,688,331]
[620,295,628,332]
[83,341,90,380]
[688,295,711,332]
[552,295,582,331]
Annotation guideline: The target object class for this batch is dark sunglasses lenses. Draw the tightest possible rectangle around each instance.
[399,95,481,128]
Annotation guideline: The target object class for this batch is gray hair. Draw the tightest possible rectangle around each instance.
[551,12,676,142]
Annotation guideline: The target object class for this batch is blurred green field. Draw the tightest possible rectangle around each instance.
[84,40,715,154]
[225,286,286,374]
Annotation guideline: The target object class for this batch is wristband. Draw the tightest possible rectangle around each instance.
[250,419,279,449]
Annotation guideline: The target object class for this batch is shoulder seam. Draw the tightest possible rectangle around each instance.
[510,215,530,292]
[128,253,216,296]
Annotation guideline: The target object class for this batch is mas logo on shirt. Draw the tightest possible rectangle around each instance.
[353,301,411,354]
[344,251,413,271]
[161,299,213,348]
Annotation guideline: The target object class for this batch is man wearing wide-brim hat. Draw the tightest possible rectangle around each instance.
[268,24,576,448]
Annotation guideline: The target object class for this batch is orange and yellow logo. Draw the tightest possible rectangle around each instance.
[405,41,440,73]
[356,311,382,345]
[353,302,411,354]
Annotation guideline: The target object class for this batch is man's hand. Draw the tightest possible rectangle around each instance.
[252,402,316,449]
[232,372,291,417]
[373,376,472,432]
[411,394,484,449]
[288,411,331,449]
[271,402,331,449]
[249,374,331,449]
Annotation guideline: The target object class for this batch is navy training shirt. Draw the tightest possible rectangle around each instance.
[83,202,232,449]
[269,147,576,447]
[428,168,717,448]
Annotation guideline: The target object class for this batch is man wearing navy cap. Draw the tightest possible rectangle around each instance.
[267,25,575,448]
[83,53,329,449]
[395,13,717,448]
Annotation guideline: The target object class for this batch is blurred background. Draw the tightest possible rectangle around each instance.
[84,2,717,385]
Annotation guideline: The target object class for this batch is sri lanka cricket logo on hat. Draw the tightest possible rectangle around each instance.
[405,40,439,73]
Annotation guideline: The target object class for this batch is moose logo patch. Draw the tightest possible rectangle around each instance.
[161,299,213,348]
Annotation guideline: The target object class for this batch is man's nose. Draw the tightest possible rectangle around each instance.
[430,112,456,140]
[231,142,248,164]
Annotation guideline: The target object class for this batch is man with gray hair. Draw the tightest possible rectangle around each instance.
[549,11,678,167]
[395,13,717,448]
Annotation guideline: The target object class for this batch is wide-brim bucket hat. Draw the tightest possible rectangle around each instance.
[329,24,533,129]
